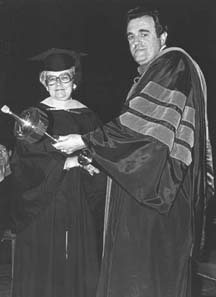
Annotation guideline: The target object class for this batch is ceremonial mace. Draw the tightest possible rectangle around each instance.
[1,105,58,143]
[1,105,99,175]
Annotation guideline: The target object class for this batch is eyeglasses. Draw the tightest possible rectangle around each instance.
[46,73,73,86]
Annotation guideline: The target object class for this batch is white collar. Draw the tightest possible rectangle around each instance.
[41,97,87,110]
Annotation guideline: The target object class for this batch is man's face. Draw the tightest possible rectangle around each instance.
[127,15,166,65]
[45,69,74,101]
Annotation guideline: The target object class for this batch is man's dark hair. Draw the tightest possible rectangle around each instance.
[126,6,168,37]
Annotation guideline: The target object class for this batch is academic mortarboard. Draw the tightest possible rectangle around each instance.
[29,48,87,71]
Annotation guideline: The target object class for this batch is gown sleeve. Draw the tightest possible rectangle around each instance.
[9,107,105,233]
[83,51,198,214]
[9,137,66,232]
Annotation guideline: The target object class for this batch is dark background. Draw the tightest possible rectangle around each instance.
[0,0,215,143]
[0,1,215,202]
[0,1,216,295]
[0,2,216,200]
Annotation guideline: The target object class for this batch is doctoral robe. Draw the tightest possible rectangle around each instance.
[82,47,215,297]
[10,104,106,297]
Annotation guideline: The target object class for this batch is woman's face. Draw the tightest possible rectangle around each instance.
[45,68,74,101]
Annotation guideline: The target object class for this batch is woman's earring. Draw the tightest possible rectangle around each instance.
[73,84,77,90]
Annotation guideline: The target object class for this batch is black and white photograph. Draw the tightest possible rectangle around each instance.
[0,0,216,296]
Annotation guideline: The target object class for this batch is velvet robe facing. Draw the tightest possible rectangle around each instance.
[83,48,214,297]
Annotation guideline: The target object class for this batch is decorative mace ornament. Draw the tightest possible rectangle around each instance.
[1,105,58,144]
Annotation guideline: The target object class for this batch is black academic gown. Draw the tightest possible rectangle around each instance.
[82,48,215,297]
[10,104,106,297]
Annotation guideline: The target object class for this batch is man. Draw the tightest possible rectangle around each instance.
[0,142,13,232]
[0,143,11,182]
[53,7,214,297]
[0,142,14,249]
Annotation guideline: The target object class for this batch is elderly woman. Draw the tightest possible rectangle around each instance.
[9,48,106,297]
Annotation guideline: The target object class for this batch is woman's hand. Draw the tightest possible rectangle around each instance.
[53,134,86,154]
[64,156,80,170]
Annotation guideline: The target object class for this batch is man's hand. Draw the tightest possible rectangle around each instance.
[82,164,100,176]
[52,134,86,154]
